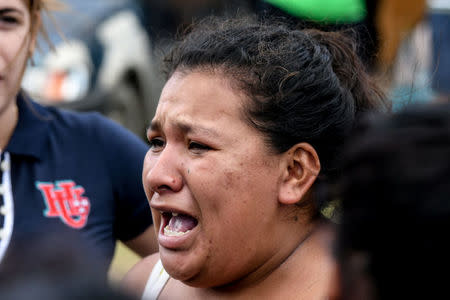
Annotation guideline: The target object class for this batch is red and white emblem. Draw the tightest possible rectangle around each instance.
[36,181,90,229]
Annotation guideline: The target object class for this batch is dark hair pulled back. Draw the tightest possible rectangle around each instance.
[163,15,390,211]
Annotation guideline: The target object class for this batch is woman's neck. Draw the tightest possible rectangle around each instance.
[0,98,19,150]
[194,218,335,299]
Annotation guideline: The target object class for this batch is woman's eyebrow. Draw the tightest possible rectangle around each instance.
[0,8,24,15]
[174,121,220,138]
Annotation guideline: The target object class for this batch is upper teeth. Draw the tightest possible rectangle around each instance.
[172,212,178,216]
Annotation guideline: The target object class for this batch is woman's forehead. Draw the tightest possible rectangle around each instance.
[0,0,29,11]
[162,71,245,110]
[13,0,32,12]
[153,71,251,131]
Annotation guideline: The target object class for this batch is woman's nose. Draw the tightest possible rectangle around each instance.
[144,147,183,195]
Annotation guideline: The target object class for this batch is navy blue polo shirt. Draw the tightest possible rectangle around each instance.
[4,93,152,272]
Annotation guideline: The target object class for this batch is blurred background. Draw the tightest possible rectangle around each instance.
[21,0,449,282]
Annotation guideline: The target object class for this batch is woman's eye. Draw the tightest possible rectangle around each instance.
[188,141,211,152]
[0,15,19,25]
[149,138,165,150]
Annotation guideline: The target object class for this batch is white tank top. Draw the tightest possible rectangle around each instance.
[141,259,170,300]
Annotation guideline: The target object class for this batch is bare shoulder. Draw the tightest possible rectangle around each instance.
[120,253,161,298]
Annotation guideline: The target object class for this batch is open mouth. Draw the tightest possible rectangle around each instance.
[162,212,198,237]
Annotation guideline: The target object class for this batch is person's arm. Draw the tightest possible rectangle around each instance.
[124,225,158,257]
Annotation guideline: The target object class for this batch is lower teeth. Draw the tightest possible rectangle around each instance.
[164,226,190,237]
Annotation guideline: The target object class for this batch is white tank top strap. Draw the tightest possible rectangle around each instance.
[141,259,170,300]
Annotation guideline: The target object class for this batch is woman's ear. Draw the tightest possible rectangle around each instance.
[278,143,320,205]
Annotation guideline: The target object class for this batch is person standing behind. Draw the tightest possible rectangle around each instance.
[255,0,377,68]
[329,102,450,299]
[0,0,157,276]
[255,0,427,75]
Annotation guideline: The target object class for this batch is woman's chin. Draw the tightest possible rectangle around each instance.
[160,248,207,284]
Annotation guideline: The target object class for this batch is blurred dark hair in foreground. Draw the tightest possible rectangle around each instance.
[332,101,450,299]
[0,231,136,300]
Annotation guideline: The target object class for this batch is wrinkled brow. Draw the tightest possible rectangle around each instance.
[148,120,219,138]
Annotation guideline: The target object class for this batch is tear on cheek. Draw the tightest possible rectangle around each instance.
[163,212,198,236]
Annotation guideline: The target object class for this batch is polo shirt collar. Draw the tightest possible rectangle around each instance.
[5,92,50,160]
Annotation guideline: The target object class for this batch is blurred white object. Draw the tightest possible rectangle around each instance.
[428,0,450,11]
[389,21,435,109]
[23,41,91,102]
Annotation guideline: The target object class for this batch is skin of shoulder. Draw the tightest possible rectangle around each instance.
[121,252,161,298]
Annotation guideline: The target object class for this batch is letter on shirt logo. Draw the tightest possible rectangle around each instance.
[36,180,90,229]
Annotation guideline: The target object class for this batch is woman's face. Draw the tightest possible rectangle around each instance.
[0,0,35,111]
[143,70,285,287]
